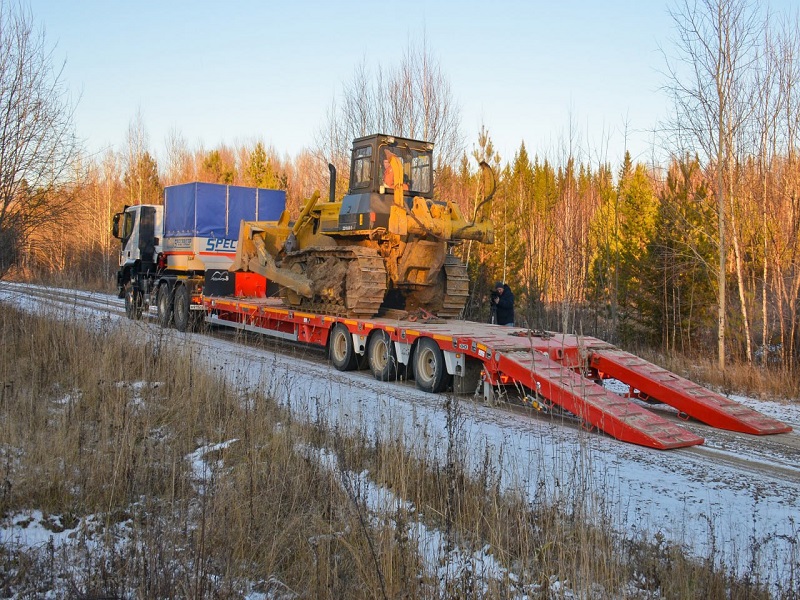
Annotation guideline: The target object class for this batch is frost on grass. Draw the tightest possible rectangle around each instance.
[304,443,546,598]
[0,438,284,599]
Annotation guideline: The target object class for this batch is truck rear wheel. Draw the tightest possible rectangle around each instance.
[368,330,397,381]
[173,285,190,332]
[124,283,143,320]
[156,284,173,328]
[414,337,450,393]
[329,323,358,371]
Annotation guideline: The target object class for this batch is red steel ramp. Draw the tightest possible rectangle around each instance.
[581,341,792,435]
[493,350,704,449]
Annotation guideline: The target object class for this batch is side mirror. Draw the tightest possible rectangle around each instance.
[112,213,122,239]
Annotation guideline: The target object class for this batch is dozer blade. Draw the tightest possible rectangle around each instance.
[231,220,314,298]
[230,220,261,273]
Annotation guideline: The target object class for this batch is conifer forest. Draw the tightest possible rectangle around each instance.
[3,0,800,378]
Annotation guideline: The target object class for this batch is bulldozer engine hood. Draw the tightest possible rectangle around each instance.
[337,192,394,231]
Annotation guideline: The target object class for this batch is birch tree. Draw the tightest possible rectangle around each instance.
[0,1,79,277]
[664,0,762,370]
[318,37,462,186]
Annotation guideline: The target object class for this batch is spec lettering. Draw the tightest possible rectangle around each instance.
[205,238,238,252]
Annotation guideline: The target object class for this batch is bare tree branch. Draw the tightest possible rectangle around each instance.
[317,36,463,189]
[0,1,79,277]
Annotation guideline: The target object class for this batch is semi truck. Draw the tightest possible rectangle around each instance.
[111,136,791,449]
[112,181,285,330]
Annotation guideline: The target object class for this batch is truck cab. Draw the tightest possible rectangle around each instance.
[112,204,164,316]
[112,183,286,326]
[113,205,164,266]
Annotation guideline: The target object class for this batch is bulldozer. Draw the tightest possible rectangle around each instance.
[230,133,495,318]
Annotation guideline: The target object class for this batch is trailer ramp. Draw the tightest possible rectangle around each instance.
[581,341,792,435]
[492,350,704,449]
[463,328,789,447]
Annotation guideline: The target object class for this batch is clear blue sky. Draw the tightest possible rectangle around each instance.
[26,0,795,169]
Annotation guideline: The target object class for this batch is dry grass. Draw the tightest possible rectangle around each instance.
[633,347,800,402]
[0,305,782,598]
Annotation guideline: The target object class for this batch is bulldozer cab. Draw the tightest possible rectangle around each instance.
[349,134,434,199]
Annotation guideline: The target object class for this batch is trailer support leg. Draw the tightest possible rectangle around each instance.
[481,380,496,406]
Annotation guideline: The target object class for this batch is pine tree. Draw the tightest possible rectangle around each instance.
[641,156,717,351]
[462,127,504,322]
[123,151,161,205]
[531,159,554,284]
[506,142,539,325]
[587,163,617,337]
[246,142,286,189]
[202,150,235,184]
[588,151,659,342]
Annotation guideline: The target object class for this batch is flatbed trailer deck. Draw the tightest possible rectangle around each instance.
[201,295,791,450]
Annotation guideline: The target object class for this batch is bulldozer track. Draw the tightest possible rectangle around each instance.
[438,254,469,318]
[281,246,387,317]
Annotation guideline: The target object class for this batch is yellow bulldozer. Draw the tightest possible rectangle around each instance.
[231,133,495,318]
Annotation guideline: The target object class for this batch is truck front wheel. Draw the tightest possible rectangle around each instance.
[173,285,190,332]
[156,284,173,328]
[124,283,143,320]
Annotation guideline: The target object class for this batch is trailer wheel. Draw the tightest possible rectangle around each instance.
[329,323,358,371]
[414,337,451,393]
[124,283,143,320]
[368,330,397,381]
[173,285,191,332]
[156,284,173,328]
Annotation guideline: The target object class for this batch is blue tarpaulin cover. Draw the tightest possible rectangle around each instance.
[164,182,286,239]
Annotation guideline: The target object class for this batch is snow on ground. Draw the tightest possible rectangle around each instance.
[306,444,542,597]
[1,282,799,593]
[222,335,800,585]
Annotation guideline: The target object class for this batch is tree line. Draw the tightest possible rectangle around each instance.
[2,0,800,374]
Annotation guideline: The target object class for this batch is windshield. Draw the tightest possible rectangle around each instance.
[379,143,432,195]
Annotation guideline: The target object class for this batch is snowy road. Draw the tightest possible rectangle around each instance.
[2,281,799,591]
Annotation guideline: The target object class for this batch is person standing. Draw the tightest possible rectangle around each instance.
[492,281,515,326]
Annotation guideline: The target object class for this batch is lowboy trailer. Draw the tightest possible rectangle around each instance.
[190,289,792,450]
[114,144,791,450]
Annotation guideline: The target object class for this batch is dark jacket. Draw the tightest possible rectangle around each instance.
[495,284,515,325]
